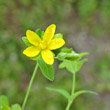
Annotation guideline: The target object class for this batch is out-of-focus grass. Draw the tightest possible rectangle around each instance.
[0,0,110,110]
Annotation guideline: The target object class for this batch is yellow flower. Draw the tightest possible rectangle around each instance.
[23,24,65,65]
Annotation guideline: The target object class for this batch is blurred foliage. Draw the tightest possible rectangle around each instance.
[77,0,98,17]
[92,55,110,91]
[0,0,110,110]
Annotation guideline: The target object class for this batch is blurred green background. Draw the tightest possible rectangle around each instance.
[0,0,110,110]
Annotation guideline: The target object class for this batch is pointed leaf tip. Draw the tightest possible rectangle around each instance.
[72,90,98,100]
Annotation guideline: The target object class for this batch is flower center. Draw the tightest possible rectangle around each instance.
[39,41,47,50]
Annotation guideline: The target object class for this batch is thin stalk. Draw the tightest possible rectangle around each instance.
[22,63,39,110]
[65,100,73,110]
[71,73,75,95]
[65,73,76,110]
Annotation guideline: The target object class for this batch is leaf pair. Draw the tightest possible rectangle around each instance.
[0,96,21,110]
[46,87,97,100]
[56,48,88,74]
[46,48,97,105]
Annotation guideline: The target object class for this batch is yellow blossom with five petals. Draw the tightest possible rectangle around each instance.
[23,24,65,65]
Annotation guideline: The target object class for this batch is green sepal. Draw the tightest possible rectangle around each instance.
[35,29,44,39]
[38,59,54,81]
[31,54,41,61]
[59,59,88,74]
[41,31,44,37]
[54,33,63,38]
[22,37,32,46]
[11,104,21,110]
[35,29,42,38]
[46,87,70,99]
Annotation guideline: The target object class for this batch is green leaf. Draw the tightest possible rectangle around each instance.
[22,37,32,46]
[79,52,89,58]
[56,48,75,61]
[54,33,63,38]
[11,104,21,110]
[59,59,87,74]
[56,47,88,61]
[72,90,98,100]
[64,51,81,61]
[46,87,70,99]
[61,48,73,53]
[76,59,88,72]
[59,60,77,74]
[56,52,67,60]
[0,96,9,106]
[38,59,54,81]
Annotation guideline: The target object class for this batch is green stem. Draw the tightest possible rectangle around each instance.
[65,73,76,110]
[65,100,73,110]
[22,63,39,110]
[71,73,75,95]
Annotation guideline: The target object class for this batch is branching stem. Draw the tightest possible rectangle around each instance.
[65,73,76,110]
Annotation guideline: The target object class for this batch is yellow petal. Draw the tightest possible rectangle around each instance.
[26,30,41,46]
[41,49,54,65]
[23,46,40,57]
[43,24,56,43]
[48,38,65,50]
